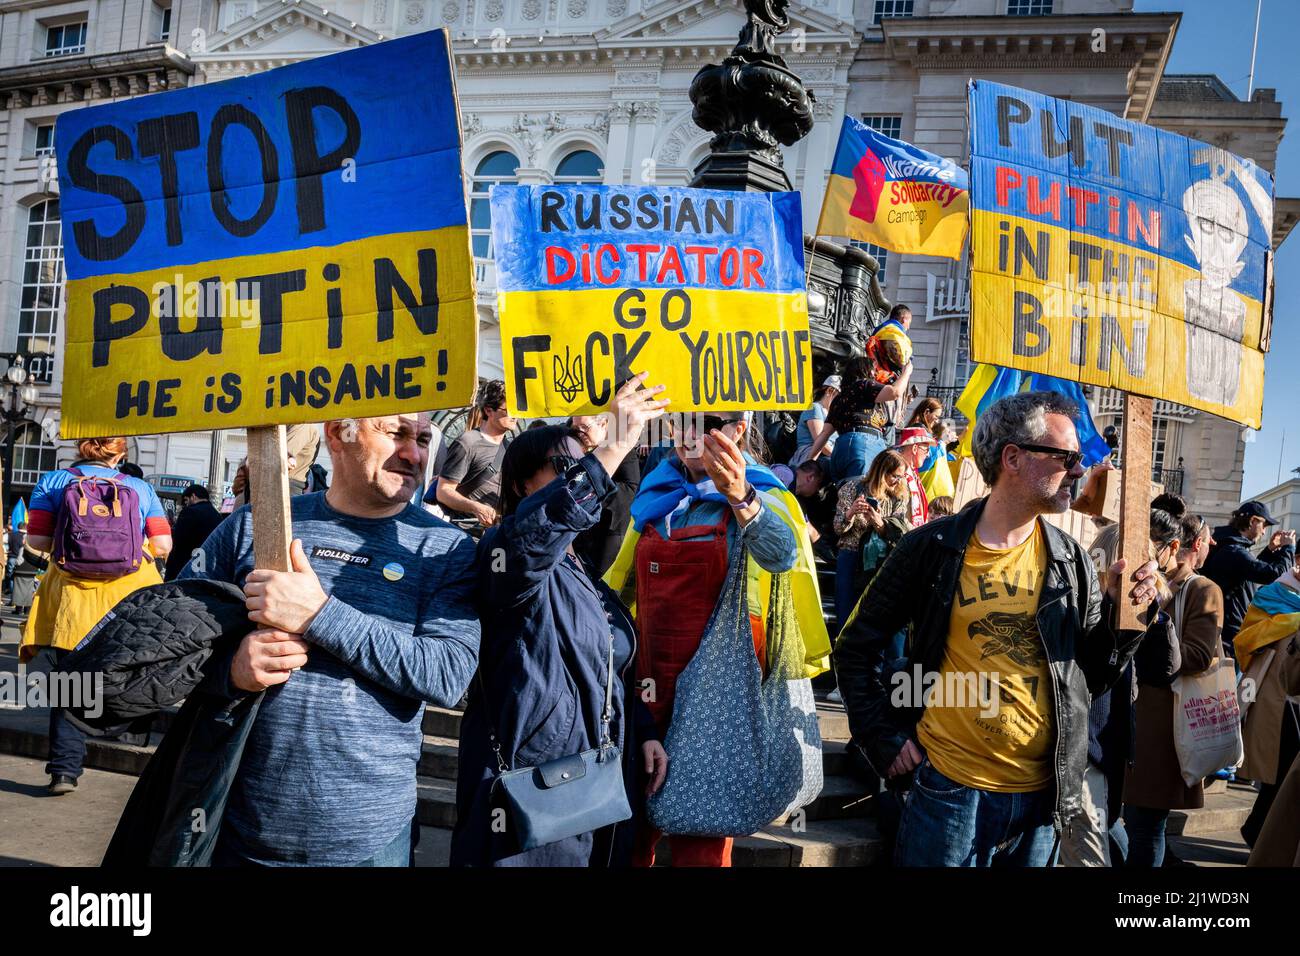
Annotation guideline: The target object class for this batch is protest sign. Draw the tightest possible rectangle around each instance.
[967,80,1274,428]
[818,116,969,259]
[491,184,812,417]
[55,30,477,440]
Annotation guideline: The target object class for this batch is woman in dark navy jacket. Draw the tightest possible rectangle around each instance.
[451,375,670,867]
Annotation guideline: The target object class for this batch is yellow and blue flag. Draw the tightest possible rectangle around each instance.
[954,363,1111,465]
[818,116,969,258]
[1235,575,1300,669]
[605,459,831,679]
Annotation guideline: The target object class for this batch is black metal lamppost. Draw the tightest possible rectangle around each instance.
[0,351,44,518]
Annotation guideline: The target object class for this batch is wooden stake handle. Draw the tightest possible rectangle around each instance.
[247,425,293,572]
[1116,395,1153,632]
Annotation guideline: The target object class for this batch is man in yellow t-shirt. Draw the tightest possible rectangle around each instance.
[835,391,1163,867]
[916,523,1053,792]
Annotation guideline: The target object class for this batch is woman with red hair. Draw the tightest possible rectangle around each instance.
[20,437,172,794]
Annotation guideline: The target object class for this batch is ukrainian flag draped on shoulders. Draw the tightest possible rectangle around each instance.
[603,458,831,678]
[919,444,956,501]
[1235,571,1300,669]
[817,115,969,259]
[953,363,1111,466]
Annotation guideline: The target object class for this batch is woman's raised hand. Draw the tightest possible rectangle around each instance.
[594,371,669,476]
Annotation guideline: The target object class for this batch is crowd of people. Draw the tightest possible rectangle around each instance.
[7,303,1299,869]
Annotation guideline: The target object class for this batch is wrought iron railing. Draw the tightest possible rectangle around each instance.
[1095,388,1198,421]
[1153,467,1185,495]
[925,383,963,410]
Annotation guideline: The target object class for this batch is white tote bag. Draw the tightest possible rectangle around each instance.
[1170,576,1244,786]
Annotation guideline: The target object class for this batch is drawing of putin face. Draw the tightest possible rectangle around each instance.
[1183,179,1248,288]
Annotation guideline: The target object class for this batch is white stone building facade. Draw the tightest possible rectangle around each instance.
[0,0,1290,526]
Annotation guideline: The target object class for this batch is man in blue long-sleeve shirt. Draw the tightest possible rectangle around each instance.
[180,412,480,866]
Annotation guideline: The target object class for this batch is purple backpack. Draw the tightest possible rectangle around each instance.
[52,467,145,579]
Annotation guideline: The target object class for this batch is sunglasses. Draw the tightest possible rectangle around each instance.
[548,454,579,474]
[693,415,743,434]
[1015,443,1084,471]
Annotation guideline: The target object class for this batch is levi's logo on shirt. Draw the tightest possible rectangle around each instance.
[310,546,372,566]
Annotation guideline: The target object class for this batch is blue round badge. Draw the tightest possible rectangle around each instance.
[382,562,405,582]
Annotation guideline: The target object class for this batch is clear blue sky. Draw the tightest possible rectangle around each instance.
[1134,0,1299,497]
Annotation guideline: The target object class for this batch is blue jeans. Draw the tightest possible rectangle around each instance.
[212,816,418,867]
[830,431,888,484]
[1122,805,1170,867]
[895,758,1057,867]
[834,548,862,635]
[45,649,87,781]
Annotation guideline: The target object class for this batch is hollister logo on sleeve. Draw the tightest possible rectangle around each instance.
[310,546,372,567]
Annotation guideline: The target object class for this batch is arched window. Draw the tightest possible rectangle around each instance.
[10,422,57,486]
[470,151,519,258]
[554,149,604,185]
[20,200,63,384]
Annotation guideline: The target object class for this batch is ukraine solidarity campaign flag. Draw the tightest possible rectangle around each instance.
[817,116,969,259]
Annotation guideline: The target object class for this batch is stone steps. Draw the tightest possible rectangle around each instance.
[0,710,1258,867]
[420,702,854,747]
[415,767,875,831]
[416,731,858,783]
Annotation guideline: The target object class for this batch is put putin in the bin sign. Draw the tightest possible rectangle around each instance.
[968,79,1274,428]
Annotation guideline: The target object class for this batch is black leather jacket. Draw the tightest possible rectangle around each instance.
[835,498,1163,830]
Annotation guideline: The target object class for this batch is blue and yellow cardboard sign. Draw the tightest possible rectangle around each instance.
[55,30,476,438]
[968,80,1275,428]
[491,184,812,417]
[817,116,969,259]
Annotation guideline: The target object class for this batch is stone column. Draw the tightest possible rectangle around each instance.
[604,103,634,185]
[801,93,838,233]
[627,102,660,186]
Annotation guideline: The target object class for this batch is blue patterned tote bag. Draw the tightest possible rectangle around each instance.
[647,542,822,836]
[764,569,824,818]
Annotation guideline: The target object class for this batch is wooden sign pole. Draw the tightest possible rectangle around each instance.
[246,424,293,572]
[1115,394,1154,631]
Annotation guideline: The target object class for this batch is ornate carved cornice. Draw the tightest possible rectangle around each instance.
[881,13,1180,123]
[0,46,196,107]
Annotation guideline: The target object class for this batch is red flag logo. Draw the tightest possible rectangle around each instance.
[850,148,888,223]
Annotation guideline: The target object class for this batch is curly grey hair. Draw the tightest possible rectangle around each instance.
[972,391,1079,486]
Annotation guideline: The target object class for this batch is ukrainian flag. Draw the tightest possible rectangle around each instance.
[817,116,969,259]
[953,363,1111,466]
[1235,575,1300,668]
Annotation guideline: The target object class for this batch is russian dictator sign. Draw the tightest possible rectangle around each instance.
[491,184,812,417]
[55,30,476,438]
[968,80,1274,427]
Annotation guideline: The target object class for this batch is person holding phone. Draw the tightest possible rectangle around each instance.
[1201,501,1295,657]
[832,449,913,638]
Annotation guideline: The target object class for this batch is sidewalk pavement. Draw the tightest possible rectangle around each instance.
[0,754,137,866]
[0,753,452,867]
